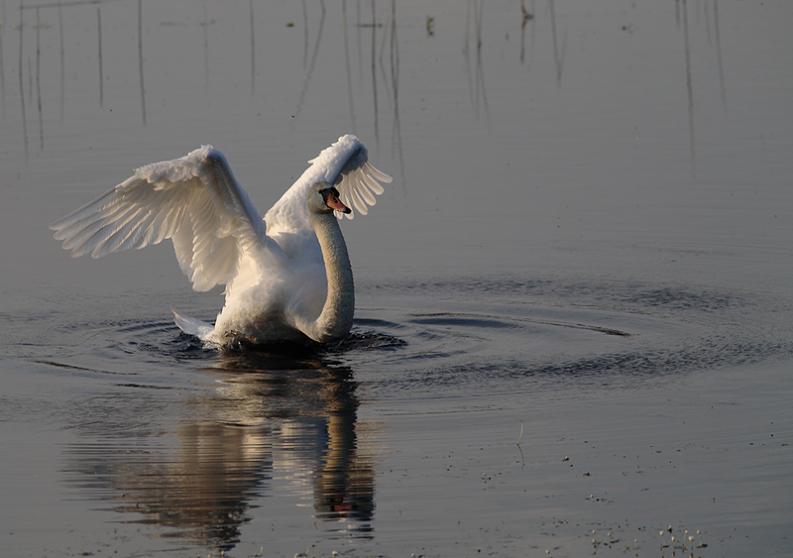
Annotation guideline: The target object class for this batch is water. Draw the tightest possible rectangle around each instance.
[1,1,792,556]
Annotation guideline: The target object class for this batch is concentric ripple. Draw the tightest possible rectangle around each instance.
[19,276,793,398]
[6,275,792,553]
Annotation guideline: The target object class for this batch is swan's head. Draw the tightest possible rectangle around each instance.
[309,182,351,215]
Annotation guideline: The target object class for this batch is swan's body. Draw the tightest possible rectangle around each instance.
[51,135,391,346]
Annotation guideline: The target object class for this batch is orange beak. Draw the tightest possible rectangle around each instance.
[325,190,351,214]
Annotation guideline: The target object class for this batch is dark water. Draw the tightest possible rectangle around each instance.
[1,1,792,557]
[4,276,792,556]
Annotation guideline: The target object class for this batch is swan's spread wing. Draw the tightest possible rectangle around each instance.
[51,146,267,292]
[330,140,393,220]
[265,134,392,235]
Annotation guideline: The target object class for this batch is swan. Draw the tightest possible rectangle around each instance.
[50,134,392,346]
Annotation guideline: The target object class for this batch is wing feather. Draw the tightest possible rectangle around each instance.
[92,206,147,257]
[60,205,131,252]
[355,179,377,206]
[51,146,267,292]
[333,141,392,220]
[363,161,392,185]
[361,167,385,195]
[265,134,391,234]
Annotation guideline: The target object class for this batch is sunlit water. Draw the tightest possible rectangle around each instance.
[1,1,792,557]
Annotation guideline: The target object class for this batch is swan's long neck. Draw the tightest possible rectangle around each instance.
[299,212,355,343]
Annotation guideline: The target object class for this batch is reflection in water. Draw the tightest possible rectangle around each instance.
[529,0,537,67]
[199,0,218,97]
[681,0,696,173]
[342,0,356,132]
[3,1,725,189]
[57,0,63,121]
[301,0,308,69]
[201,0,209,93]
[17,0,28,159]
[519,0,535,66]
[377,3,390,109]
[369,0,379,147]
[249,0,254,97]
[34,6,42,150]
[548,0,564,86]
[704,0,711,44]
[463,0,473,109]
[388,0,404,185]
[356,0,362,84]
[96,7,103,107]
[294,0,325,119]
[64,351,375,553]
[463,0,489,120]
[0,0,5,118]
[137,0,146,125]
[474,0,488,119]
[713,0,726,112]
[0,0,5,117]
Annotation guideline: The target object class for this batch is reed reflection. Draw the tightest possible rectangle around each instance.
[57,0,63,120]
[96,6,102,107]
[369,0,379,146]
[713,0,726,112]
[0,0,5,118]
[519,0,535,66]
[294,0,325,119]
[201,0,208,91]
[681,0,696,173]
[249,0,254,97]
[65,351,375,553]
[387,0,404,185]
[548,0,564,87]
[137,0,146,125]
[463,0,489,120]
[342,0,356,132]
[18,0,28,159]
[34,5,42,149]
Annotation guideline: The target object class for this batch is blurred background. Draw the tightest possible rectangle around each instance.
[1,0,790,296]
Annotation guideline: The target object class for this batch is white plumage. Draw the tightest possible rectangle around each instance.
[51,134,391,346]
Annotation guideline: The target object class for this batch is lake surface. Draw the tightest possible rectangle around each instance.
[1,0,792,556]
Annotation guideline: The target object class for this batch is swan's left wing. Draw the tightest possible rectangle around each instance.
[265,135,392,235]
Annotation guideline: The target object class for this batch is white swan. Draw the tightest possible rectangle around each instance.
[51,134,392,346]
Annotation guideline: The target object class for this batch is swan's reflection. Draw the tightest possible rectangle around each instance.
[65,350,375,552]
[214,351,375,530]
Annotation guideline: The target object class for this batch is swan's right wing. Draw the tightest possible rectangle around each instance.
[330,139,393,220]
[265,135,392,236]
[51,146,268,292]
